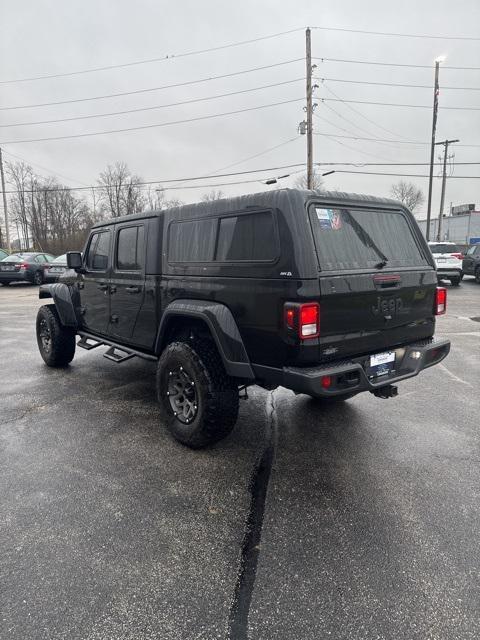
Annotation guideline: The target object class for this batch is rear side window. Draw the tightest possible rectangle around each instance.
[87,230,111,271]
[310,207,428,271]
[116,226,145,270]
[216,211,276,262]
[168,218,217,262]
[168,211,277,263]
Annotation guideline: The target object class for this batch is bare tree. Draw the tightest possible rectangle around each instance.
[201,189,224,202]
[98,162,145,217]
[294,170,324,190]
[6,161,34,250]
[390,180,425,212]
[144,186,183,211]
[6,160,94,253]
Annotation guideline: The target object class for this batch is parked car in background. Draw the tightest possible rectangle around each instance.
[0,248,9,261]
[462,244,480,283]
[0,252,56,285]
[428,242,463,286]
[43,254,67,283]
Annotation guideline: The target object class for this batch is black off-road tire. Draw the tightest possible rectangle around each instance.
[450,276,461,287]
[33,270,43,285]
[475,267,480,284]
[36,304,76,367]
[156,340,239,448]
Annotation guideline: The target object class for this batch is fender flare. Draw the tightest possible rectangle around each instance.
[39,283,79,328]
[155,299,255,380]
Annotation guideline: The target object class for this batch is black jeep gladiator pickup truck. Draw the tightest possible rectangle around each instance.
[36,189,450,448]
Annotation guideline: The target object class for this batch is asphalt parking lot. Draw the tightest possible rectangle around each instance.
[1,281,479,640]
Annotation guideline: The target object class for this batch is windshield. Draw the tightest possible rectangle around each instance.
[309,206,428,271]
[1,254,32,263]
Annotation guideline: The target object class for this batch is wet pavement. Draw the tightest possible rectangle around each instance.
[0,280,479,639]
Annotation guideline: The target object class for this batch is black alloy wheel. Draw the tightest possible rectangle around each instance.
[167,365,198,424]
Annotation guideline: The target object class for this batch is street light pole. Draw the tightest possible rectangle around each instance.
[425,58,443,241]
[436,138,459,242]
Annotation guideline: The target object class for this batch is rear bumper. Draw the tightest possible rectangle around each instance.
[437,268,462,277]
[252,337,451,397]
[0,271,30,283]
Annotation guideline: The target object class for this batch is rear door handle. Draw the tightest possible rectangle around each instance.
[125,286,140,293]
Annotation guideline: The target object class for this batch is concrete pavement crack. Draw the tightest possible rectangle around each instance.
[228,389,278,640]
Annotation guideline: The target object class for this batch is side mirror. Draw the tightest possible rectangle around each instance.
[66,251,83,271]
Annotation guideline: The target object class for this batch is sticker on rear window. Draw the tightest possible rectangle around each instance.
[315,208,342,230]
[316,208,332,229]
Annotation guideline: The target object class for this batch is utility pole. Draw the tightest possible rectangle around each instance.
[0,147,11,252]
[305,27,313,190]
[426,58,443,241]
[436,138,459,242]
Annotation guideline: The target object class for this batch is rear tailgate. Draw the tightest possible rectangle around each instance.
[318,270,437,360]
[308,202,437,362]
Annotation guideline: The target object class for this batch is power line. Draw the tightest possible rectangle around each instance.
[319,101,405,147]
[0,79,304,129]
[0,97,304,145]
[314,57,480,71]
[317,128,397,162]
[4,157,480,195]
[0,59,304,112]
[317,77,480,91]
[208,137,301,175]
[314,131,480,148]
[0,28,304,84]
[320,96,480,110]
[314,111,399,159]
[331,169,480,178]
[314,132,430,146]
[319,84,414,142]
[311,25,480,41]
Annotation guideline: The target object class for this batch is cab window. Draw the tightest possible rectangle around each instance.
[116,226,145,271]
[86,230,111,271]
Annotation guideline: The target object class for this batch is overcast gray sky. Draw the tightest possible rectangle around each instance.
[1,0,479,219]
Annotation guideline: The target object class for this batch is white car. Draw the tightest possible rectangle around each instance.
[428,242,463,286]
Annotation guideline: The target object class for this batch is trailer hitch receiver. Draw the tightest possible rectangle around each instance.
[371,384,398,399]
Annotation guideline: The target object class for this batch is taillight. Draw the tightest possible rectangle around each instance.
[300,303,320,338]
[435,287,447,315]
[20,262,29,269]
[284,302,320,339]
[451,253,463,260]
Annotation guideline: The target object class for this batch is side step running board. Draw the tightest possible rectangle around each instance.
[77,336,103,350]
[103,346,135,363]
[77,331,158,363]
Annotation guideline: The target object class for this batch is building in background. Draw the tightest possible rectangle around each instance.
[417,203,480,245]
